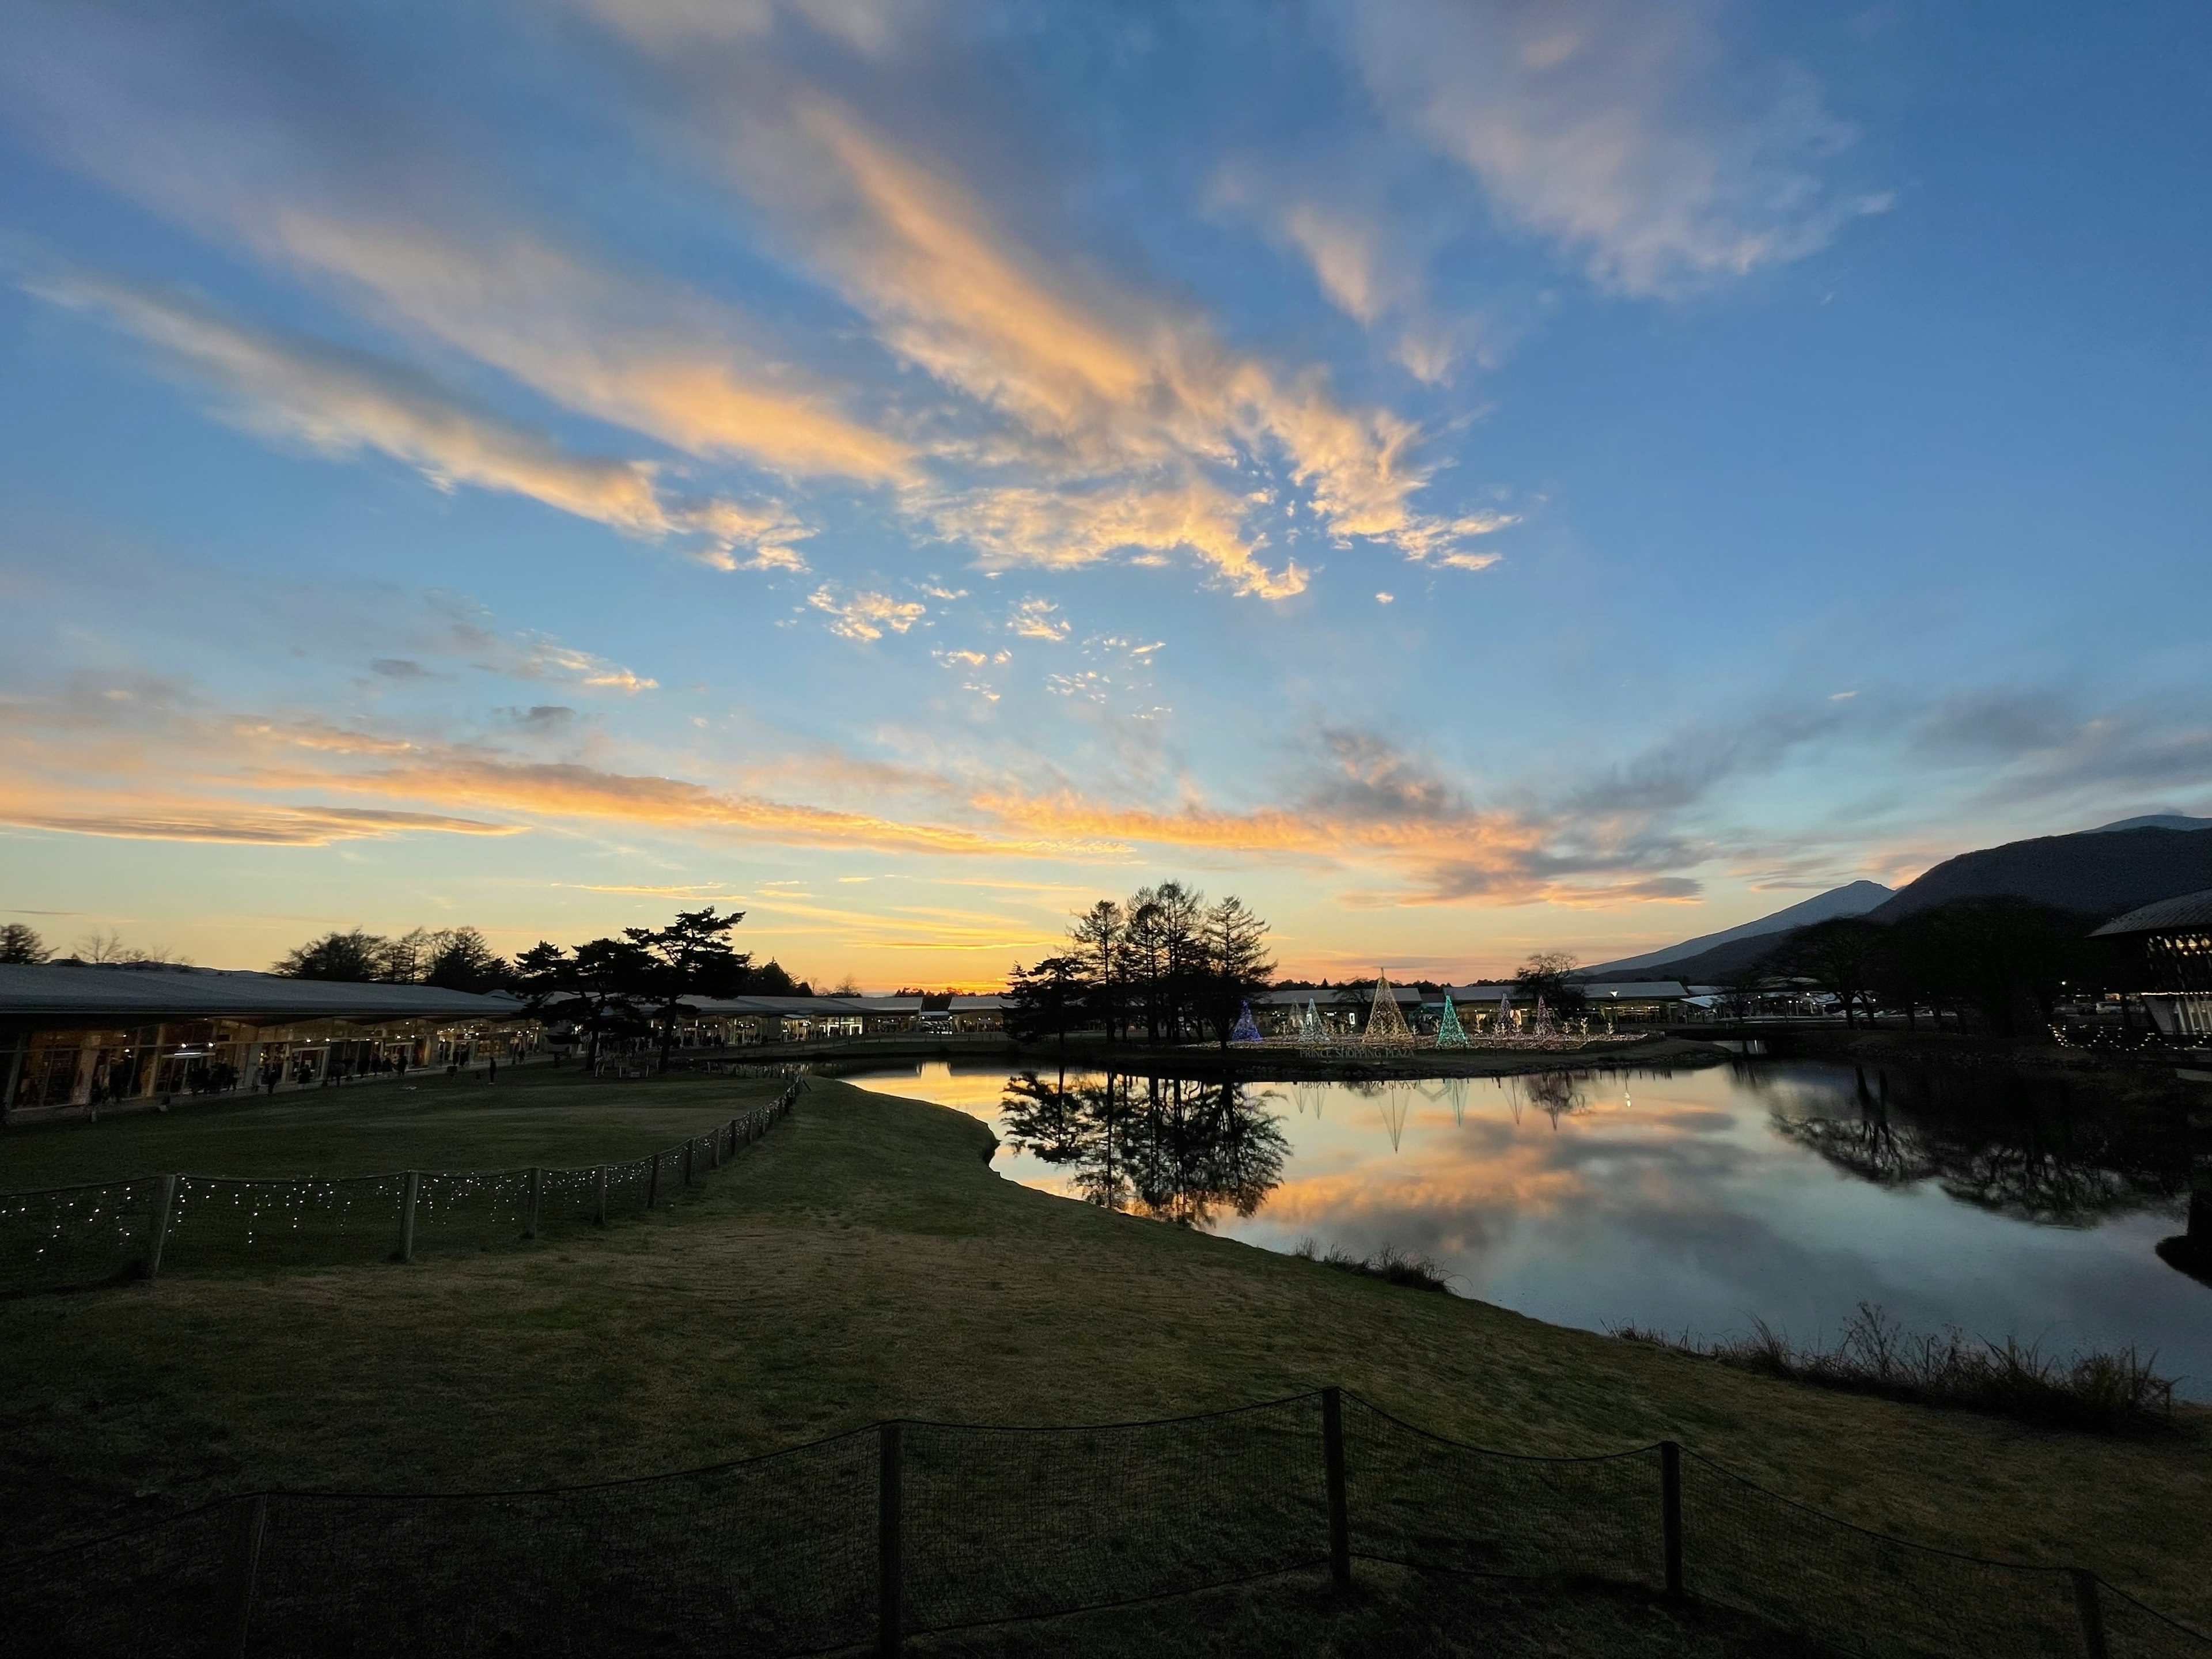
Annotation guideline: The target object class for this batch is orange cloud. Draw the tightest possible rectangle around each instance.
[0,673,1708,909]
[0,796,518,847]
[267,215,918,483]
[734,99,1495,589]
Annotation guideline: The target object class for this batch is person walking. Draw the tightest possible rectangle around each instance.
[487,1054,498,1085]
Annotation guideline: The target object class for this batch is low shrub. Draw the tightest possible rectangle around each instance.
[1613,1302,2177,1433]
[1292,1237,1455,1294]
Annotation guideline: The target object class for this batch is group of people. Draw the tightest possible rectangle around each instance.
[255,1048,425,1094]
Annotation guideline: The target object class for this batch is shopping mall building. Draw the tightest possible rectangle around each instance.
[0,961,537,1122]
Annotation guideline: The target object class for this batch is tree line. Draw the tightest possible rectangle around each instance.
[0,924,189,967]
[274,926,511,992]
[1008,881,1276,1050]
[266,910,813,1069]
[1755,897,2138,1036]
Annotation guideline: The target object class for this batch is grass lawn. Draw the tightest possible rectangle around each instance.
[3,1072,2207,1650]
[0,1062,787,1187]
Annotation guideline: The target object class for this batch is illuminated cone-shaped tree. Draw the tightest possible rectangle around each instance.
[1532,994,1551,1037]
[1434,993,1469,1049]
[1230,1002,1262,1043]
[1363,973,1414,1048]
[1296,998,1327,1045]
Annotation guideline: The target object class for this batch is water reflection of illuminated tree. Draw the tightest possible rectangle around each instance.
[1000,1071,1289,1227]
[1418,1077,1471,1128]
[1343,1080,1414,1151]
[1768,1066,2188,1226]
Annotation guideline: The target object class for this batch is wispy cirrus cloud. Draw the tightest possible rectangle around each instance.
[8,804,518,847]
[1913,691,2212,817]
[1347,0,1889,296]
[0,3,915,490]
[695,90,1505,586]
[5,0,1516,599]
[25,270,805,570]
[0,684,1086,858]
[260,215,917,486]
[404,593,660,692]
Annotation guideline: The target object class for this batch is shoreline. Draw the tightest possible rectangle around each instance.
[802,1032,1735,1082]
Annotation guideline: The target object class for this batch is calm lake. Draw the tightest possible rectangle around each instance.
[843,1058,2212,1398]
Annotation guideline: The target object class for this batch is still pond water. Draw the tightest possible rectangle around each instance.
[844,1059,2212,1397]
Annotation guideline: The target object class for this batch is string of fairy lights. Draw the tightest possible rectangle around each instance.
[0,1073,805,1289]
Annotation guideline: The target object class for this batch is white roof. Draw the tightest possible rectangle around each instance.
[0,962,522,1027]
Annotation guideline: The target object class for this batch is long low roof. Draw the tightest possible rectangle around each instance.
[683,994,1010,1016]
[0,962,525,1026]
[1258,980,1687,1007]
[2091,888,2212,938]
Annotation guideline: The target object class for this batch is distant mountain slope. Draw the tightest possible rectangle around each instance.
[1868,826,2212,923]
[1582,880,1893,976]
[1619,930,1811,986]
[2089,813,2212,833]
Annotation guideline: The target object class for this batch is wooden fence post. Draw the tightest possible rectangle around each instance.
[593,1165,608,1225]
[1660,1441,1684,1599]
[398,1171,419,1263]
[225,1492,270,1658]
[143,1173,179,1279]
[647,1152,660,1210]
[525,1166,541,1240]
[683,1140,695,1186]
[877,1421,903,1658]
[1321,1386,1351,1594]
[2071,1570,2109,1659]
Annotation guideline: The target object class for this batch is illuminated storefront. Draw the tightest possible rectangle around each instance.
[1,963,537,1122]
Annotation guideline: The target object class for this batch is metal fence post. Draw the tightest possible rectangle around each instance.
[225,1492,270,1658]
[877,1421,903,1658]
[525,1166,541,1240]
[398,1171,419,1263]
[144,1173,179,1279]
[2071,1570,2109,1659]
[1321,1386,1351,1594]
[647,1152,660,1210]
[1660,1441,1684,1599]
[593,1165,608,1225]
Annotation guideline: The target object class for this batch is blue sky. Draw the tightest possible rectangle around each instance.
[1,1,2206,986]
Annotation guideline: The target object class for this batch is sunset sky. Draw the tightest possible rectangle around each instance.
[2,2,2207,988]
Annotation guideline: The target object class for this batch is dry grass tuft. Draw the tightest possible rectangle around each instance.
[1613,1303,2176,1434]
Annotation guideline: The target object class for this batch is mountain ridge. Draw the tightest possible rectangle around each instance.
[1867,825,2212,923]
[1580,880,1893,978]
[1574,821,2212,986]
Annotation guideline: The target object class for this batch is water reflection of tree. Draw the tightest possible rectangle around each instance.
[1000,1071,1289,1227]
[1768,1065,2189,1226]
[1499,1070,1590,1130]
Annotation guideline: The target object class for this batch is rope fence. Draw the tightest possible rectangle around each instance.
[0,1074,807,1295]
[3,1384,2203,1658]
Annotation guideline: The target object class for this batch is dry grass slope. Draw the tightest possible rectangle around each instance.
[3,1070,2206,1647]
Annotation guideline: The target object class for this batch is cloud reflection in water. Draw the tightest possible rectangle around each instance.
[844,1060,2210,1397]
